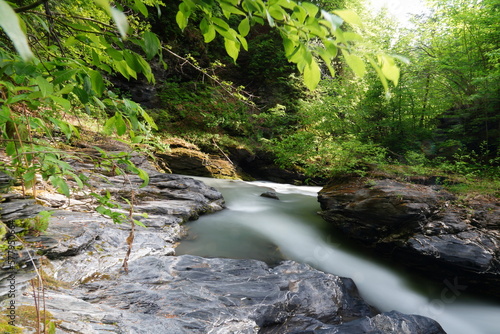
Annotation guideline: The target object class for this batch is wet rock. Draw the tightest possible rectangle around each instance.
[318,177,500,298]
[261,191,280,200]
[294,311,445,334]
[13,255,443,334]
[0,172,14,192]
[0,198,46,223]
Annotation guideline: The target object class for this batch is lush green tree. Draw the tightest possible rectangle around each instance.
[406,0,500,155]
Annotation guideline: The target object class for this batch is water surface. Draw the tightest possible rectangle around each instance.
[176,178,500,334]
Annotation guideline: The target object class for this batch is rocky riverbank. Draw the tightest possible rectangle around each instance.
[1,163,447,333]
[318,176,500,299]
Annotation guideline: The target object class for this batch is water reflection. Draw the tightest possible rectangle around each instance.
[176,178,500,334]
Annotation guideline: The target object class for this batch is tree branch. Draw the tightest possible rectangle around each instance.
[14,0,49,13]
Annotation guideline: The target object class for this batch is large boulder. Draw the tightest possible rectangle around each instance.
[318,177,500,298]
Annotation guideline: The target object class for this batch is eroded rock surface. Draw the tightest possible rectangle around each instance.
[318,177,500,297]
[15,255,446,334]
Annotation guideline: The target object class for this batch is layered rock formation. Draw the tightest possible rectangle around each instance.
[318,177,500,298]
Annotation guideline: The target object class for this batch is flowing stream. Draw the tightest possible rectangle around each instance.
[176,178,500,334]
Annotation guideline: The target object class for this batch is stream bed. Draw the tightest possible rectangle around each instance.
[176,177,500,334]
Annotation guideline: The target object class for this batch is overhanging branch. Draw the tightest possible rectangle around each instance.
[14,0,49,13]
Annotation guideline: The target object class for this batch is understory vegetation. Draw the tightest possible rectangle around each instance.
[0,0,499,203]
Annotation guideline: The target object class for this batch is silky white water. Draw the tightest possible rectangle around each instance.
[176,178,500,334]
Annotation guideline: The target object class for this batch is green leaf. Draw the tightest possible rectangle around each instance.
[49,95,72,111]
[131,135,145,143]
[139,108,158,130]
[316,48,335,77]
[114,112,127,136]
[133,0,149,17]
[123,50,143,73]
[135,56,155,83]
[323,40,338,58]
[268,5,286,20]
[368,56,389,93]
[23,170,36,182]
[49,175,70,197]
[342,50,366,77]
[381,55,400,86]
[133,219,146,228]
[142,31,161,59]
[93,96,107,110]
[238,17,250,37]
[136,167,149,187]
[89,70,105,97]
[55,83,75,96]
[0,105,11,121]
[305,17,324,37]
[343,32,363,42]
[303,59,321,90]
[0,0,35,61]
[105,47,123,61]
[292,5,307,24]
[104,115,116,135]
[301,2,319,18]
[52,69,79,85]
[332,9,363,27]
[114,60,136,79]
[212,17,231,31]
[47,321,56,334]
[5,141,16,157]
[66,171,84,189]
[73,87,90,104]
[224,38,240,62]
[200,18,217,43]
[49,117,74,139]
[237,34,248,51]
[176,5,189,31]
[35,76,54,97]
[219,1,246,18]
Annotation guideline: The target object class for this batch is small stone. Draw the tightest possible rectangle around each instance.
[260,191,280,200]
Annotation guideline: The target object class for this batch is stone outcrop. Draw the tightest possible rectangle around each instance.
[318,177,500,298]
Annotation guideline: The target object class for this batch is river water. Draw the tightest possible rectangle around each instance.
[176,178,500,334]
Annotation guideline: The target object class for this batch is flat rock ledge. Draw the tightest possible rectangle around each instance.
[1,172,445,333]
[318,177,500,298]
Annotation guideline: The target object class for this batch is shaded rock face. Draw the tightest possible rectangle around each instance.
[157,144,325,185]
[156,147,239,179]
[318,178,500,298]
[294,310,446,334]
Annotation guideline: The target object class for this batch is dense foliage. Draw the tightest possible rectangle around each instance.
[0,0,499,199]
